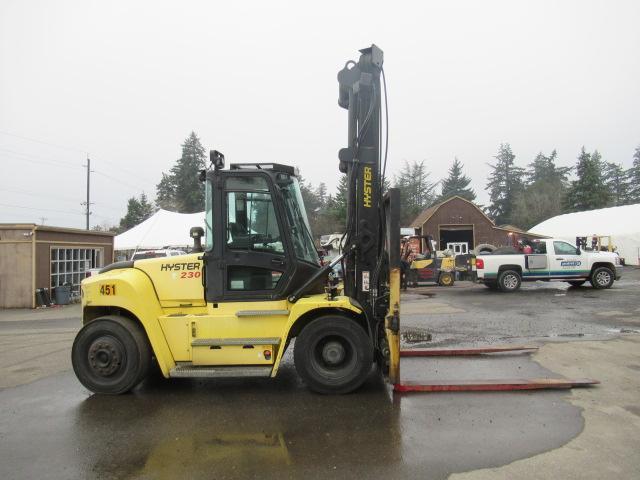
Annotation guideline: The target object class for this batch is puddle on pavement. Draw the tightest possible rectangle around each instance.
[0,357,589,480]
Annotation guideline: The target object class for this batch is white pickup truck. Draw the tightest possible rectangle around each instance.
[475,238,623,292]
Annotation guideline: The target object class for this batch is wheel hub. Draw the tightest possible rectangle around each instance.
[322,341,346,366]
[88,336,123,377]
[504,275,518,289]
[596,271,610,285]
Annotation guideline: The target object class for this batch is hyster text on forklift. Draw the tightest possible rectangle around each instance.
[72,45,402,395]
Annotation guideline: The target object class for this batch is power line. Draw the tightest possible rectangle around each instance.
[0,187,79,204]
[0,130,159,186]
[0,130,87,154]
[93,170,155,194]
[0,187,124,214]
[90,154,159,187]
[0,146,82,167]
[0,202,85,216]
[0,151,83,170]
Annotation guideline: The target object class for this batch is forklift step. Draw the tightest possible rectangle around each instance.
[191,337,281,347]
[394,377,599,393]
[400,345,538,357]
[235,310,289,317]
[169,364,273,378]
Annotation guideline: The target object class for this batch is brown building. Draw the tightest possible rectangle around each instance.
[0,224,115,308]
[409,196,546,254]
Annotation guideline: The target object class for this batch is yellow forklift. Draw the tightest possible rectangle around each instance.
[404,235,455,287]
[73,45,402,395]
[72,45,596,395]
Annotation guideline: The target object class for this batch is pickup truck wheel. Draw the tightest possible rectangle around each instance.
[72,315,151,394]
[590,266,614,289]
[294,316,373,395]
[498,270,521,292]
[568,280,586,287]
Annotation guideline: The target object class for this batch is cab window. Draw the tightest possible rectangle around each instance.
[553,241,579,255]
[227,266,283,291]
[532,241,547,254]
[226,178,284,254]
[205,180,214,251]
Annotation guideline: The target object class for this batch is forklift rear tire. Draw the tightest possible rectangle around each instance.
[497,270,521,292]
[72,315,151,394]
[438,272,455,286]
[294,316,373,395]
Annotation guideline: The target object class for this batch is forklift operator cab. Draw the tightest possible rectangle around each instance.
[202,158,322,302]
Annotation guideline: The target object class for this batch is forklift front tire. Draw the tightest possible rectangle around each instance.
[438,272,454,287]
[294,316,373,395]
[72,315,151,394]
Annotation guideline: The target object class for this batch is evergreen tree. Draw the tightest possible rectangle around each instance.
[315,183,327,206]
[526,150,571,185]
[156,172,177,210]
[330,174,348,226]
[155,132,207,213]
[564,147,611,211]
[512,150,570,229]
[627,145,640,203]
[394,160,436,225]
[603,162,630,206]
[486,143,525,225]
[119,193,155,231]
[437,157,476,203]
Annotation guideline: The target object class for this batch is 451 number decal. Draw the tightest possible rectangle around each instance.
[99,284,116,296]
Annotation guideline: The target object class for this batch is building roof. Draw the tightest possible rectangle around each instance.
[409,196,494,228]
[0,224,116,236]
[409,196,547,238]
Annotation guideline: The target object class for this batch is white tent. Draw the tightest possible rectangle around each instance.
[530,203,640,265]
[115,209,205,251]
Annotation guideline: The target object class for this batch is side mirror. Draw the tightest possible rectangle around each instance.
[210,150,225,170]
[576,247,581,255]
[190,226,205,253]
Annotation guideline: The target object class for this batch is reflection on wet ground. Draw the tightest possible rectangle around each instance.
[1,353,582,480]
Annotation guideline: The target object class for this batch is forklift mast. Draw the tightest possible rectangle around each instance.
[337,45,387,322]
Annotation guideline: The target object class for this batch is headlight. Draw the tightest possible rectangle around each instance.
[615,257,621,265]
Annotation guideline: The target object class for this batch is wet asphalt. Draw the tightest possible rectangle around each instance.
[1,269,639,480]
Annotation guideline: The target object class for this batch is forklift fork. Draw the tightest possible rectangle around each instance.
[393,345,599,393]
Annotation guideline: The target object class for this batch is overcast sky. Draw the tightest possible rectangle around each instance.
[1,0,639,229]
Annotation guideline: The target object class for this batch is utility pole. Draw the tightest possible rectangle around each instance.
[81,156,92,230]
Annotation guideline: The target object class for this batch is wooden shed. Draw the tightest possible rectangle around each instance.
[409,196,546,254]
[0,224,115,308]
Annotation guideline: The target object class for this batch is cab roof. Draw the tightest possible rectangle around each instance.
[229,163,297,176]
